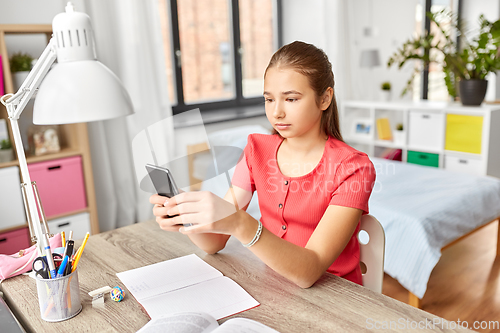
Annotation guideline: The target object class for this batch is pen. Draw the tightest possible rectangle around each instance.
[56,256,69,278]
[41,234,57,279]
[63,240,74,276]
[61,231,65,246]
[72,232,89,273]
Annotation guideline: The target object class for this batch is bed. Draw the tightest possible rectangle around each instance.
[369,158,500,307]
[189,125,500,308]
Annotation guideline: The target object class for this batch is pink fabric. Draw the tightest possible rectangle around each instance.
[0,233,62,281]
[231,134,376,285]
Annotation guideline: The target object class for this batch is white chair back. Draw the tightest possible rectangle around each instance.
[358,214,385,293]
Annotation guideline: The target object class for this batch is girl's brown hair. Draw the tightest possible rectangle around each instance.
[264,41,343,142]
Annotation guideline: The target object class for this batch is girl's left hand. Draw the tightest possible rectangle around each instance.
[163,191,240,235]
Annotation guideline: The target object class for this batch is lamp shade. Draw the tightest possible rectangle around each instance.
[33,60,133,124]
[360,49,381,68]
[33,2,133,125]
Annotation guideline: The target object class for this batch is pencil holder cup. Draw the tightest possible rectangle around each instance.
[35,268,82,322]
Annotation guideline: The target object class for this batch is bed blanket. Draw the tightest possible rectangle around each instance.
[369,158,500,298]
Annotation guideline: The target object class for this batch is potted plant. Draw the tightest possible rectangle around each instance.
[380,82,391,101]
[388,10,500,105]
[9,52,34,91]
[0,139,14,163]
[393,123,405,145]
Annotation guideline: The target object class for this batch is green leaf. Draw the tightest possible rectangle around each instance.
[9,52,33,73]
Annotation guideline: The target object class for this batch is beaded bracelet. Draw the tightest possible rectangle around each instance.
[242,220,263,248]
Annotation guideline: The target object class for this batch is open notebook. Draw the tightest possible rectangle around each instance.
[137,312,279,333]
[116,254,260,320]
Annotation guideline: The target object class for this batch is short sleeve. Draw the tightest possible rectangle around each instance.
[231,138,255,193]
[329,153,376,215]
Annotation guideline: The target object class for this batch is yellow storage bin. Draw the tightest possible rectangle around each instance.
[445,114,483,154]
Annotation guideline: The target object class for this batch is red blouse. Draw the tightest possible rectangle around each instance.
[231,134,376,285]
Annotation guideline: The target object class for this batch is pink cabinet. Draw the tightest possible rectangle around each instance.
[0,227,30,255]
[28,156,87,218]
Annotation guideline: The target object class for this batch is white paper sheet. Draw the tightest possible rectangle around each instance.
[117,254,259,320]
[117,254,222,300]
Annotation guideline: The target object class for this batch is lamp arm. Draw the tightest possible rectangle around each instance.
[0,38,57,255]
[4,38,57,120]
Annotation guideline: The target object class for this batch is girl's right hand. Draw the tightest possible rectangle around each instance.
[150,194,183,232]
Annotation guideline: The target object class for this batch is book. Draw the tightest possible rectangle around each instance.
[376,118,392,140]
[380,148,402,161]
[136,312,280,333]
[116,254,260,320]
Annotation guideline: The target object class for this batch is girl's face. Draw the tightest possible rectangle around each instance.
[263,67,330,140]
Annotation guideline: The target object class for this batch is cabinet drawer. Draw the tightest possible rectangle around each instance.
[444,155,484,176]
[0,166,27,230]
[0,228,30,255]
[407,151,439,168]
[408,111,444,150]
[28,156,87,218]
[48,212,90,240]
[445,114,483,154]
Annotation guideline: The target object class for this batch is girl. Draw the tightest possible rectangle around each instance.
[150,41,376,288]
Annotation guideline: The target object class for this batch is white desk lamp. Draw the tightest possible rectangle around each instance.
[0,2,133,277]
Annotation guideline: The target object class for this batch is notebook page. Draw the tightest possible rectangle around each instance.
[141,276,260,320]
[136,312,219,333]
[116,254,222,301]
[216,318,280,333]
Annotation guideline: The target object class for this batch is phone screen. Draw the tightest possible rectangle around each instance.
[146,165,178,198]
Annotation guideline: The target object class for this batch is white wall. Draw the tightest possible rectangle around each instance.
[282,0,328,49]
[344,0,419,101]
[462,0,499,26]
[282,0,418,102]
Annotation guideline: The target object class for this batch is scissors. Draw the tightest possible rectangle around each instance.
[32,253,63,279]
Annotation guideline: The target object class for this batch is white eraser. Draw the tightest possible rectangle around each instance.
[89,286,112,297]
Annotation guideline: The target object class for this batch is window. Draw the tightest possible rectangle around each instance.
[158,0,282,114]
[415,0,460,101]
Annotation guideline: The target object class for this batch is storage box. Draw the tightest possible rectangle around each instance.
[445,114,483,154]
[48,212,90,240]
[0,227,30,255]
[408,111,444,151]
[407,151,439,168]
[28,156,87,218]
[444,155,484,176]
[0,166,27,229]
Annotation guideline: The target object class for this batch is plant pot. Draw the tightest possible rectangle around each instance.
[0,148,14,163]
[393,130,405,145]
[13,71,30,91]
[459,79,488,106]
[380,90,391,102]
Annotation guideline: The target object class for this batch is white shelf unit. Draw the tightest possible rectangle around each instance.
[340,100,500,177]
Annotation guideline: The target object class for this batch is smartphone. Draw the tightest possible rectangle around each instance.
[145,164,180,198]
[146,164,192,227]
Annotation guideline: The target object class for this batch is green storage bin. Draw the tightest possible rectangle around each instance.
[407,151,439,168]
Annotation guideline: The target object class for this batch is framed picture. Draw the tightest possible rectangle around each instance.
[351,118,372,138]
[27,125,61,156]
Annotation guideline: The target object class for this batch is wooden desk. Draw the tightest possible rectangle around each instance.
[1,220,471,332]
